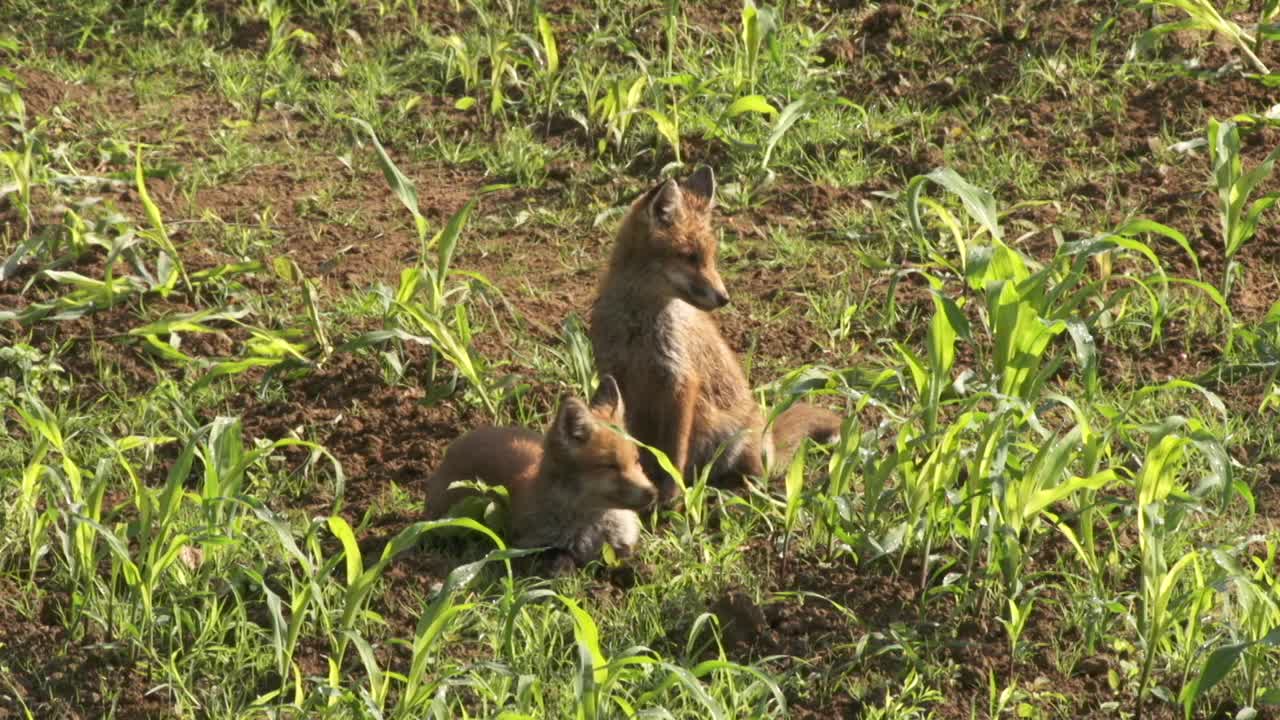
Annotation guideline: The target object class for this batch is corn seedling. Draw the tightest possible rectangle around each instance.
[576,68,648,156]
[1131,427,1222,717]
[738,0,778,93]
[1136,0,1269,73]
[351,118,508,412]
[0,128,33,234]
[5,3,1280,718]
[250,0,315,123]
[1208,118,1280,300]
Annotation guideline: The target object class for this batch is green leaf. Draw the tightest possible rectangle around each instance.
[559,594,607,718]
[128,307,250,337]
[246,501,313,574]
[1168,277,1232,319]
[1024,469,1114,521]
[434,196,478,274]
[80,517,140,587]
[327,516,363,587]
[194,356,287,391]
[726,94,777,117]
[646,109,680,160]
[784,441,805,529]
[1113,218,1199,275]
[762,98,808,169]
[1183,641,1249,718]
[906,167,1003,242]
[536,13,559,75]
[1064,319,1098,398]
[348,116,428,240]
[135,144,186,292]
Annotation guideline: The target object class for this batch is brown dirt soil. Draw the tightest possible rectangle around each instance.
[0,580,174,720]
[705,544,1181,720]
[235,345,485,519]
[7,0,1280,716]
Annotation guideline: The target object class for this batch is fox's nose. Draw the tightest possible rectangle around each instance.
[638,481,658,508]
[711,289,730,308]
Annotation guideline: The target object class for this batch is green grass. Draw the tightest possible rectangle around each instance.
[2,0,1280,718]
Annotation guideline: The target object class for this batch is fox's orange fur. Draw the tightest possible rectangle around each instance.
[589,167,841,501]
[424,376,655,566]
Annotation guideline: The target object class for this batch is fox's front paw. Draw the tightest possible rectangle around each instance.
[656,475,683,504]
[542,548,579,577]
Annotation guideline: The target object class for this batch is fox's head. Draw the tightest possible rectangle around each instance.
[616,166,729,312]
[545,375,656,512]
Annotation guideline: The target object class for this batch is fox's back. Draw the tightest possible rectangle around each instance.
[424,426,543,519]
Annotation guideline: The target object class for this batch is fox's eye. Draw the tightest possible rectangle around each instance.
[683,250,701,265]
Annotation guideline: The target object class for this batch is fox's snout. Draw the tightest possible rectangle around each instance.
[692,283,730,310]
[627,480,658,510]
[670,266,730,311]
[614,469,658,511]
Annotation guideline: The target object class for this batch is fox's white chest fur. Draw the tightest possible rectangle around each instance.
[512,506,641,564]
[650,300,700,375]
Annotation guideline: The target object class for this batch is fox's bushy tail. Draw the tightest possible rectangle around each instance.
[765,402,842,475]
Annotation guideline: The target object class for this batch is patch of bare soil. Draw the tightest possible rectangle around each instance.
[1255,462,1280,534]
[13,68,94,122]
[235,345,481,519]
[16,65,235,152]
[0,581,174,720]
[702,544,1169,720]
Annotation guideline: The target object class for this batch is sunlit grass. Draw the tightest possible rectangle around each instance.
[1,0,1278,718]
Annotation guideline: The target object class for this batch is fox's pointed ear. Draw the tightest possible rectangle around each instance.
[589,374,625,421]
[649,178,682,227]
[555,396,594,445]
[684,166,716,207]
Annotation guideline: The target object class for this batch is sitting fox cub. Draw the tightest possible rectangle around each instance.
[589,167,842,502]
[424,376,656,569]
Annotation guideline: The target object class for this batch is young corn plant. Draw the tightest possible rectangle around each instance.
[435,32,484,100]
[1208,119,1280,301]
[0,122,34,235]
[1136,0,1269,73]
[394,546,535,716]
[134,146,187,295]
[1129,419,1235,717]
[331,517,505,667]
[553,593,787,718]
[738,0,778,93]
[249,0,315,123]
[529,10,562,130]
[352,117,506,414]
[11,393,102,626]
[574,68,649,157]
[1179,544,1280,718]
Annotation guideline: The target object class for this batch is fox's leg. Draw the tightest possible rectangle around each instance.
[710,431,764,490]
[542,548,579,577]
[654,375,700,503]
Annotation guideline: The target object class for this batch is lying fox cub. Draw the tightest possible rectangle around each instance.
[424,375,656,571]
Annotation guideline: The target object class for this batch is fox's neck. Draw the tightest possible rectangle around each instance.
[508,460,595,537]
[526,446,581,511]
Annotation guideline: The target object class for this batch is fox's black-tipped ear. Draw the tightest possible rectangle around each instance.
[684,166,716,207]
[589,374,624,420]
[556,396,594,444]
[649,178,682,227]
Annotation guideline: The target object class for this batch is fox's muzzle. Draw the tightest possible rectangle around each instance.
[690,285,730,311]
[619,479,658,510]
